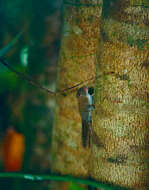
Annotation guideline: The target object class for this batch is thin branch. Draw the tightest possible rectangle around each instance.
[63,0,102,7]
[132,4,149,8]
[0,58,56,96]
[0,31,24,57]
[0,57,96,95]
[0,172,132,190]
[59,75,95,94]
[0,58,116,95]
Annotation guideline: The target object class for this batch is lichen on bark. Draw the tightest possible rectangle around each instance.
[90,0,149,189]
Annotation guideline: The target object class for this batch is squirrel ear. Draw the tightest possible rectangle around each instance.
[88,87,94,95]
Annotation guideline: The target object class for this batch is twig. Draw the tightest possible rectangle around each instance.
[0,58,115,96]
[0,31,24,57]
[0,57,95,95]
[0,58,56,96]
[59,75,95,94]
[63,0,102,7]
[0,172,132,190]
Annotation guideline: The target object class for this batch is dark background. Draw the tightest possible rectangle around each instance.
[0,0,62,189]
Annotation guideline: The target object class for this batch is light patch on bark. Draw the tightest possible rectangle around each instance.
[51,0,103,178]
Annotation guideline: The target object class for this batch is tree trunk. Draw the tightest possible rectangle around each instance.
[22,2,62,190]
[90,0,149,189]
[51,0,103,188]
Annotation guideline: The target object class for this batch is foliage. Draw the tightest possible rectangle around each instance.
[69,182,86,190]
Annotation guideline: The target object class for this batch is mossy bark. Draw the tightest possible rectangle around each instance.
[51,0,102,182]
[90,0,149,189]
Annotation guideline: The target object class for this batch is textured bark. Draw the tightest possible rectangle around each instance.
[51,0,102,181]
[90,0,149,189]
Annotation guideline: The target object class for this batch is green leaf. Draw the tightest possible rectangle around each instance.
[69,182,86,190]
[0,71,18,92]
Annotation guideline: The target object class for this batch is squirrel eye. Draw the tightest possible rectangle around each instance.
[88,87,94,95]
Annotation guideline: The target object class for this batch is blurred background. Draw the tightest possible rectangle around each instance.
[0,0,62,189]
